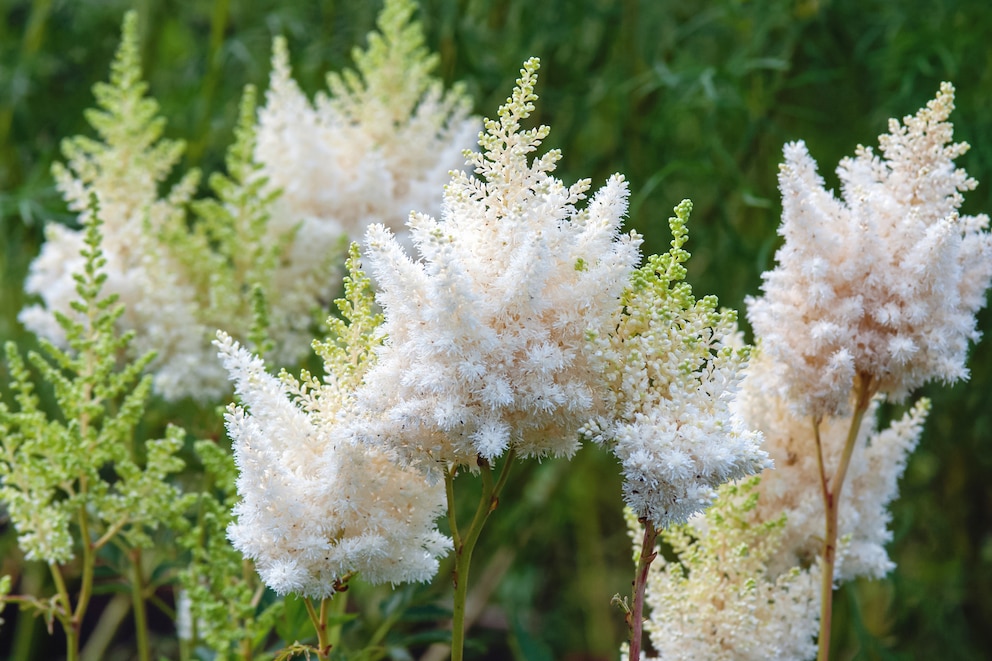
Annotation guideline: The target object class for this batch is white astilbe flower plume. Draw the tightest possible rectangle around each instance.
[734,350,931,581]
[628,480,821,661]
[216,250,450,597]
[584,201,769,528]
[747,83,992,417]
[19,13,224,400]
[255,0,478,251]
[357,58,641,471]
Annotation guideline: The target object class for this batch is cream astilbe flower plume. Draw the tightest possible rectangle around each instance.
[748,83,992,416]
[734,350,930,582]
[216,249,450,597]
[630,480,821,661]
[359,58,642,471]
[255,0,477,249]
[584,201,769,528]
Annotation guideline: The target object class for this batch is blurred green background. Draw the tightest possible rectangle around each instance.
[2,0,991,659]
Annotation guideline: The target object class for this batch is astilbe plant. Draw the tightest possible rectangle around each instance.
[254,0,478,256]
[215,245,451,660]
[632,83,991,661]
[748,83,991,418]
[353,56,769,659]
[18,12,213,401]
[585,199,769,530]
[19,12,280,401]
[21,0,472,404]
[0,202,191,661]
[219,56,767,659]
[582,200,769,659]
[359,57,641,471]
[15,9,989,659]
[747,82,992,660]
[356,57,645,659]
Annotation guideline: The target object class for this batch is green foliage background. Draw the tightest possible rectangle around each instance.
[1,0,990,658]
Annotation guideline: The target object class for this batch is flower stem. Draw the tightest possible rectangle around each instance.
[814,373,874,661]
[49,562,78,661]
[129,548,151,661]
[304,596,333,660]
[303,597,330,661]
[628,518,659,661]
[65,503,97,661]
[446,447,516,661]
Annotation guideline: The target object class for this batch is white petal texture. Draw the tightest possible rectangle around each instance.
[216,331,450,597]
[255,0,478,252]
[585,201,769,528]
[358,58,642,470]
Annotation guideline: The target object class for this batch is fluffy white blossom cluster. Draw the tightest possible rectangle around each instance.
[358,58,641,470]
[215,254,450,597]
[748,83,992,417]
[632,85,986,661]
[583,201,769,528]
[741,83,987,580]
[22,2,476,403]
[255,0,478,254]
[19,13,222,400]
[734,351,931,581]
[630,480,820,661]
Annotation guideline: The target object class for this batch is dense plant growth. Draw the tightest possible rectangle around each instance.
[2,1,991,659]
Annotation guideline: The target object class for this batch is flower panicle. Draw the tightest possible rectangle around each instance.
[591,200,768,530]
[748,83,992,417]
[359,57,642,470]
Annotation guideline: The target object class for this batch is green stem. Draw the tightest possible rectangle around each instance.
[129,548,151,661]
[48,562,76,659]
[447,447,516,661]
[815,374,874,661]
[627,519,659,661]
[65,504,97,661]
[93,515,130,551]
[304,596,332,660]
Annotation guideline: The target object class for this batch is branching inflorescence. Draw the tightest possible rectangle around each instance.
[633,83,991,661]
[6,5,989,659]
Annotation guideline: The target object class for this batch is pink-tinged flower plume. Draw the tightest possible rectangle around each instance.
[747,83,992,417]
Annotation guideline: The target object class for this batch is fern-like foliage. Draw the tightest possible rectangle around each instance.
[0,197,192,652]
